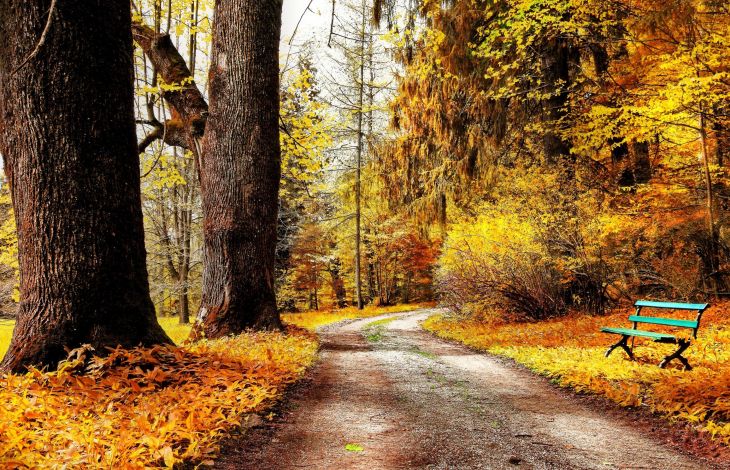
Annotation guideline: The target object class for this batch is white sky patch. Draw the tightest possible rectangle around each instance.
[280,0,334,73]
[282,0,332,41]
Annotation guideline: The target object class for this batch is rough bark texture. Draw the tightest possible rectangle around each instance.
[0,0,171,372]
[193,0,284,337]
[132,21,208,156]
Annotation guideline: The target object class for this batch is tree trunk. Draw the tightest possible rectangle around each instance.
[193,0,283,338]
[402,273,412,304]
[327,258,348,308]
[541,38,574,171]
[699,109,719,298]
[631,140,651,184]
[367,261,378,303]
[354,0,367,311]
[713,117,728,167]
[178,194,192,324]
[0,0,171,372]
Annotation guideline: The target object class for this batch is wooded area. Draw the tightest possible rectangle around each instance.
[0,0,729,467]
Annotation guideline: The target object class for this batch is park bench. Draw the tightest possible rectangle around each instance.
[601,300,709,370]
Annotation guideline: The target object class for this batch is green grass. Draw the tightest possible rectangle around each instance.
[363,315,402,343]
[409,346,437,360]
[0,317,193,358]
[364,316,399,328]
[365,329,383,343]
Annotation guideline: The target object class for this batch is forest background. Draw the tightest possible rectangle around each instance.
[0,0,728,331]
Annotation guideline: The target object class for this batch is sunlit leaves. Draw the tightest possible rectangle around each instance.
[0,329,318,468]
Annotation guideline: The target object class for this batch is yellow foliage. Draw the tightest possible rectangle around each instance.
[282,303,432,331]
[0,187,18,303]
[156,317,194,345]
[0,328,318,468]
[424,306,730,444]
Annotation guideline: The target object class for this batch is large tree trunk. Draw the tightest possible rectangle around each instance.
[193,0,283,337]
[0,0,171,372]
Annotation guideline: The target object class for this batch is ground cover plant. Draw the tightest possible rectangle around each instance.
[424,305,730,445]
[0,328,318,468]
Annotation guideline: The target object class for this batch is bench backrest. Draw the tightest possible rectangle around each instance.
[632,300,709,338]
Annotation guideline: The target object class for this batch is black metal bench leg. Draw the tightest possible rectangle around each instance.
[605,335,634,360]
[659,339,692,371]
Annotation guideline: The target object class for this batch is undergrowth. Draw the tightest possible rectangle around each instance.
[423,306,730,445]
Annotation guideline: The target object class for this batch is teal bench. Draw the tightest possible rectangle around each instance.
[601,300,709,370]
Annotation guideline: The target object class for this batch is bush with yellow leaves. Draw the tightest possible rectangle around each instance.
[424,305,730,444]
[0,327,318,468]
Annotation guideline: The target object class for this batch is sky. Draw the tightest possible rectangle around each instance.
[281,0,332,51]
[279,0,345,93]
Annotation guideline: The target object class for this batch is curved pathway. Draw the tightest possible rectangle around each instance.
[215,309,723,469]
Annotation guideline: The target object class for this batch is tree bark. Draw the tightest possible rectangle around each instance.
[132,21,208,158]
[0,0,171,372]
[354,0,367,310]
[192,0,283,337]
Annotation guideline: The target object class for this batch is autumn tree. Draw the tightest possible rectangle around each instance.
[132,1,285,336]
[134,1,206,324]
[0,0,171,371]
[326,0,393,308]
[194,0,285,336]
[379,0,730,315]
[275,54,337,310]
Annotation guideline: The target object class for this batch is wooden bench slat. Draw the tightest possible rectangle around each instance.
[627,315,698,329]
[600,327,676,340]
[634,300,708,311]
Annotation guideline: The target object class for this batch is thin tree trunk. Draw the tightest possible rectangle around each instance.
[367,261,377,303]
[193,0,283,338]
[0,0,170,372]
[713,116,728,167]
[354,0,367,310]
[327,258,348,308]
[178,186,192,324]
[699,109,719,297]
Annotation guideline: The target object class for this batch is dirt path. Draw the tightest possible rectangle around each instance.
[215,309,722,469]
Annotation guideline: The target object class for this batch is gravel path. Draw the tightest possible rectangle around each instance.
[215,309,723,469]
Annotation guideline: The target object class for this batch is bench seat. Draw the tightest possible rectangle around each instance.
[600,327,675,341]
[600,300,709,370]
